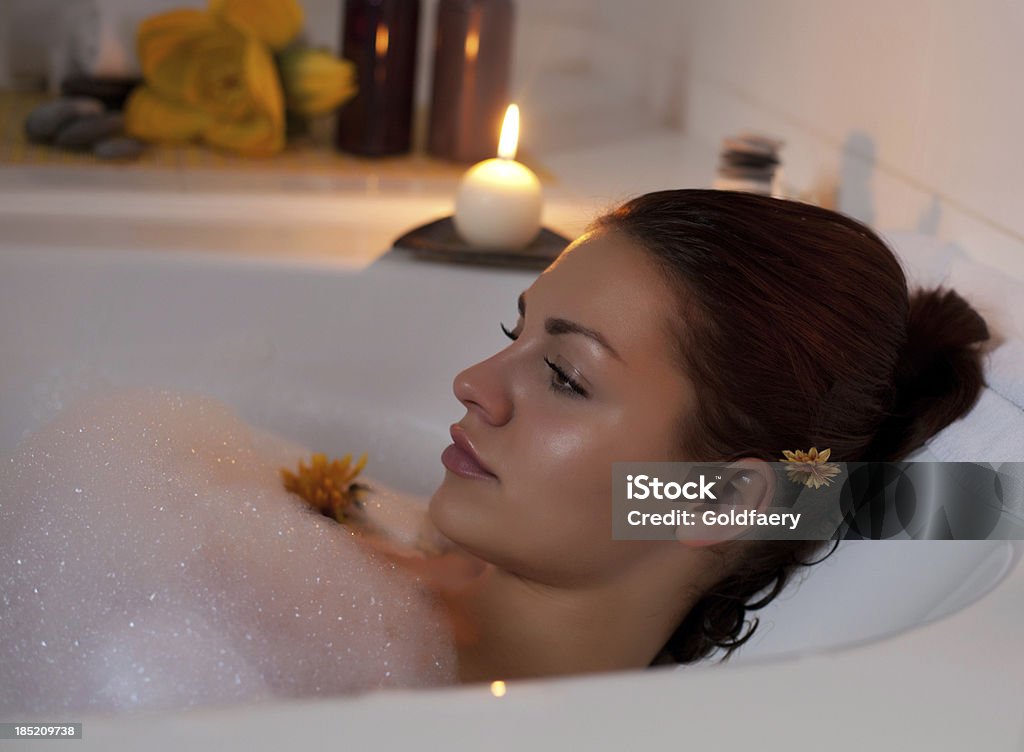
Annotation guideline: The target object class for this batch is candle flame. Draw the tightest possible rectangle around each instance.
[490,680,507,697]
[497,104,520,160]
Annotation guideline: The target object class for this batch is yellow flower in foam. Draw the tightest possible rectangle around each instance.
[125,9,285,156]
[281,453,369,523]
[780,447,841,489]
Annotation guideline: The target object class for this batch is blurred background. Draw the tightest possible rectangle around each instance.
[0,0,1020,270]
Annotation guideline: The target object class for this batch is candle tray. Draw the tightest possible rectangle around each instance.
[391,216,572,270]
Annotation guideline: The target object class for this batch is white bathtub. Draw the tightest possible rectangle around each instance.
[1,185,1022,750]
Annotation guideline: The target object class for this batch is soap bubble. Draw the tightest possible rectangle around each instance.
[0,386,457,716]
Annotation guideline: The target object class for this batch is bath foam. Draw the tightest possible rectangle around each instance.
[0,386,457,716]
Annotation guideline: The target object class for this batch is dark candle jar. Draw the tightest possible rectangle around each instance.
[335,0,421,157]
[427,0,514,164]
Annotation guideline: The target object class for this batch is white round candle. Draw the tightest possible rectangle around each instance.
[453,104,543,250]
[454,158,542,250]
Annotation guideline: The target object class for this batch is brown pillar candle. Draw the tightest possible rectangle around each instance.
[427,0,514,164]
[335,0,421,157]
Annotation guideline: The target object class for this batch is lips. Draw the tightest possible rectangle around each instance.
[443,424,497,480]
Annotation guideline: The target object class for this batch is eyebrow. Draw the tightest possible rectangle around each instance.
[518,292,625,363]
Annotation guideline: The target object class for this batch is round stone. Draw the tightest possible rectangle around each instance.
[93,136,145,161]
[24,97,105,144]
[54,112,125,151]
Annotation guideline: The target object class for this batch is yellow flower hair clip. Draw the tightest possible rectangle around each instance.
[281,452,369,523]
[780,447,841,489]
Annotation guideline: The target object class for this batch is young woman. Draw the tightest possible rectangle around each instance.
[0,189,991,715]
[398,188,992,682]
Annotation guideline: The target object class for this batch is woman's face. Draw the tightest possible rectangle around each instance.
[428,230,695,587]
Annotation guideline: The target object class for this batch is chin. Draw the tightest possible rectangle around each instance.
[427,482,500,562]
[426,480,465,542]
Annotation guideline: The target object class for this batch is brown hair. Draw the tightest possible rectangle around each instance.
[590,189,991,665]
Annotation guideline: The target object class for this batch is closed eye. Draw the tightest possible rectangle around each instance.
[544,357,588,398]
[500,320,588,398]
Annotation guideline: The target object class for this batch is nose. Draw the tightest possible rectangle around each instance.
[453,354,513,426]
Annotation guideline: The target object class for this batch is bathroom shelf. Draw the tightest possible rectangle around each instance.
[0,91,554,189]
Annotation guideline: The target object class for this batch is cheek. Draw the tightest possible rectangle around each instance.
[524,409,589,465]
[515,401,683,521]
[507,404,627,521]
[522,400,672,469]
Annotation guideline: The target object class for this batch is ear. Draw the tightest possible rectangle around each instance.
[675,458,777,547]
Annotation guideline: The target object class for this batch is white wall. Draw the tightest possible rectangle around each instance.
[610,0,1024,273]
[498,0,1024,274]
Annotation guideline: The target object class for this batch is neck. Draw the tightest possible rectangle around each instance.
[451,550,702,683]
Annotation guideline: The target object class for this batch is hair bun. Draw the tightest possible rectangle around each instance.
[870,286,990,459]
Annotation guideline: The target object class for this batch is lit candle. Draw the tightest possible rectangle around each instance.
[453,104,543,250]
